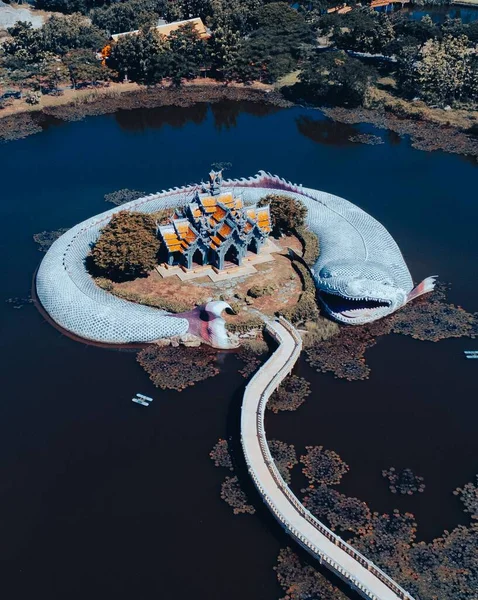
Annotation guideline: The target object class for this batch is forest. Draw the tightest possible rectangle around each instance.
[0,0,477,109]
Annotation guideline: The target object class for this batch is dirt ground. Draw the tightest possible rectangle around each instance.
[113,235,304,320]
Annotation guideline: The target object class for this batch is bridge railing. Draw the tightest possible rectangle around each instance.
[242,317,415,600]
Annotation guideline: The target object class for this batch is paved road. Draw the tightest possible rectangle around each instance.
[241,318,414,600]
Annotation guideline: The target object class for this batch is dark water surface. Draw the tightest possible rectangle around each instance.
[377,4,478,23]
[1,102,477,600]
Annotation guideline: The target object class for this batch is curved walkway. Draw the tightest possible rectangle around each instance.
[240,317,415,600]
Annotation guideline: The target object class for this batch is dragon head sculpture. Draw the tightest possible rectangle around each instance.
[315,259,437,325]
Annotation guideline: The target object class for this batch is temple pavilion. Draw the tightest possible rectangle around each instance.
[157,171,272,271]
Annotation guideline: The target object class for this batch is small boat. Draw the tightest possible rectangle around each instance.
[464,350,478,354]
[137,393,153,401]
[132,398,149,406]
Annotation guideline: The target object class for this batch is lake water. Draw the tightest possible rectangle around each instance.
[1,102,477,599]
[377,3,478,23]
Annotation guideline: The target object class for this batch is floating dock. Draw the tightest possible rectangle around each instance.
[132,398,149,406]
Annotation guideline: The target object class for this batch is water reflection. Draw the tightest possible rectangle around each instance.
[114,103,208,132]
[210,100,282,131]
[296,115,359,146]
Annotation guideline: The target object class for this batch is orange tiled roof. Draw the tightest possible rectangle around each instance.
[218,223,232,238]
[111,17,210,42]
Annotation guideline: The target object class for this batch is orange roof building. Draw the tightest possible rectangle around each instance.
[157,171,271,270]
[110,17,211,42]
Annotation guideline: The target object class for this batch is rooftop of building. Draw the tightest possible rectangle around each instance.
[111,17,211,42]
[158,191,271,255]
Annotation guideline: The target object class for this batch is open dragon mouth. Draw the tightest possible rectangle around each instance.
[320,291,391,318]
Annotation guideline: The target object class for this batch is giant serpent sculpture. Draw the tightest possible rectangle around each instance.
[36,171,436,346]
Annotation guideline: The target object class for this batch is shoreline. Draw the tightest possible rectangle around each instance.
[0,80,291,142]
[1,79,477,160]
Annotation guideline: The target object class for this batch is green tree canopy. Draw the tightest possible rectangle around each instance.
[90,211,160,281]
[91,0,166,35]
[167,23,207,85]
[335,9,395,54]
[299,50,377,107]
[41,14,108,55]
[238,3,313,82]
[414,34,477,106]
[63,48,112,87]
[109,27,166,83]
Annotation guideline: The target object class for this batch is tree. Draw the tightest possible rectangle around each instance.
[299,51,377,107]
[91,0,166,36]
[164,0,212,22]
[63,49,112,88]
[258,194,307,235]
[335,10,395,54]
[40,14,107,56]
[90,211,160,281]
[109,27,166,84]
[167,23,207,85]
[208,25,242,81]
[394,14,440,48]
[238,3,313,83]
[208,0,262,36]
[414,34,475,106]
[38,54,70,93]
[34,0,109,15]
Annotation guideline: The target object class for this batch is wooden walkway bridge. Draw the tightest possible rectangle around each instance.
[240,317,415,600]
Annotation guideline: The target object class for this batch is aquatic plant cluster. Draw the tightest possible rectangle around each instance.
[269,440,298,485]
[137,345,219,391]
[382,467,426,495]
[302,484,372,536]
[220,476,256,515]
[104,188,146,206]
[209,438,256,516]
[267,375,311,414]
[209,439,234,471]
[33,228,69,252]
[307,285,478,380]
[236,339,269,379]
[453,475,478,520]
[348,134,384,145]
[274,547,350,600]
[209,432,478,600]
[300,445,350,486]
[298,457,478,600]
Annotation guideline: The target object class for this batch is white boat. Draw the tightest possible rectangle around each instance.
[132,398,149,406]
[137,393,153,401]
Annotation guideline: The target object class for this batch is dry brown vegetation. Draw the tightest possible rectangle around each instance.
[236,338,269,378]
[382,467,426,496]
[300,445,350,486]
[33,228,69,252]
[136,345,219,391]
[209,439,234,471]
[220,476,256,515]
[267,374,311,413]
[269,440,298,485]
[274,547,350,600]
